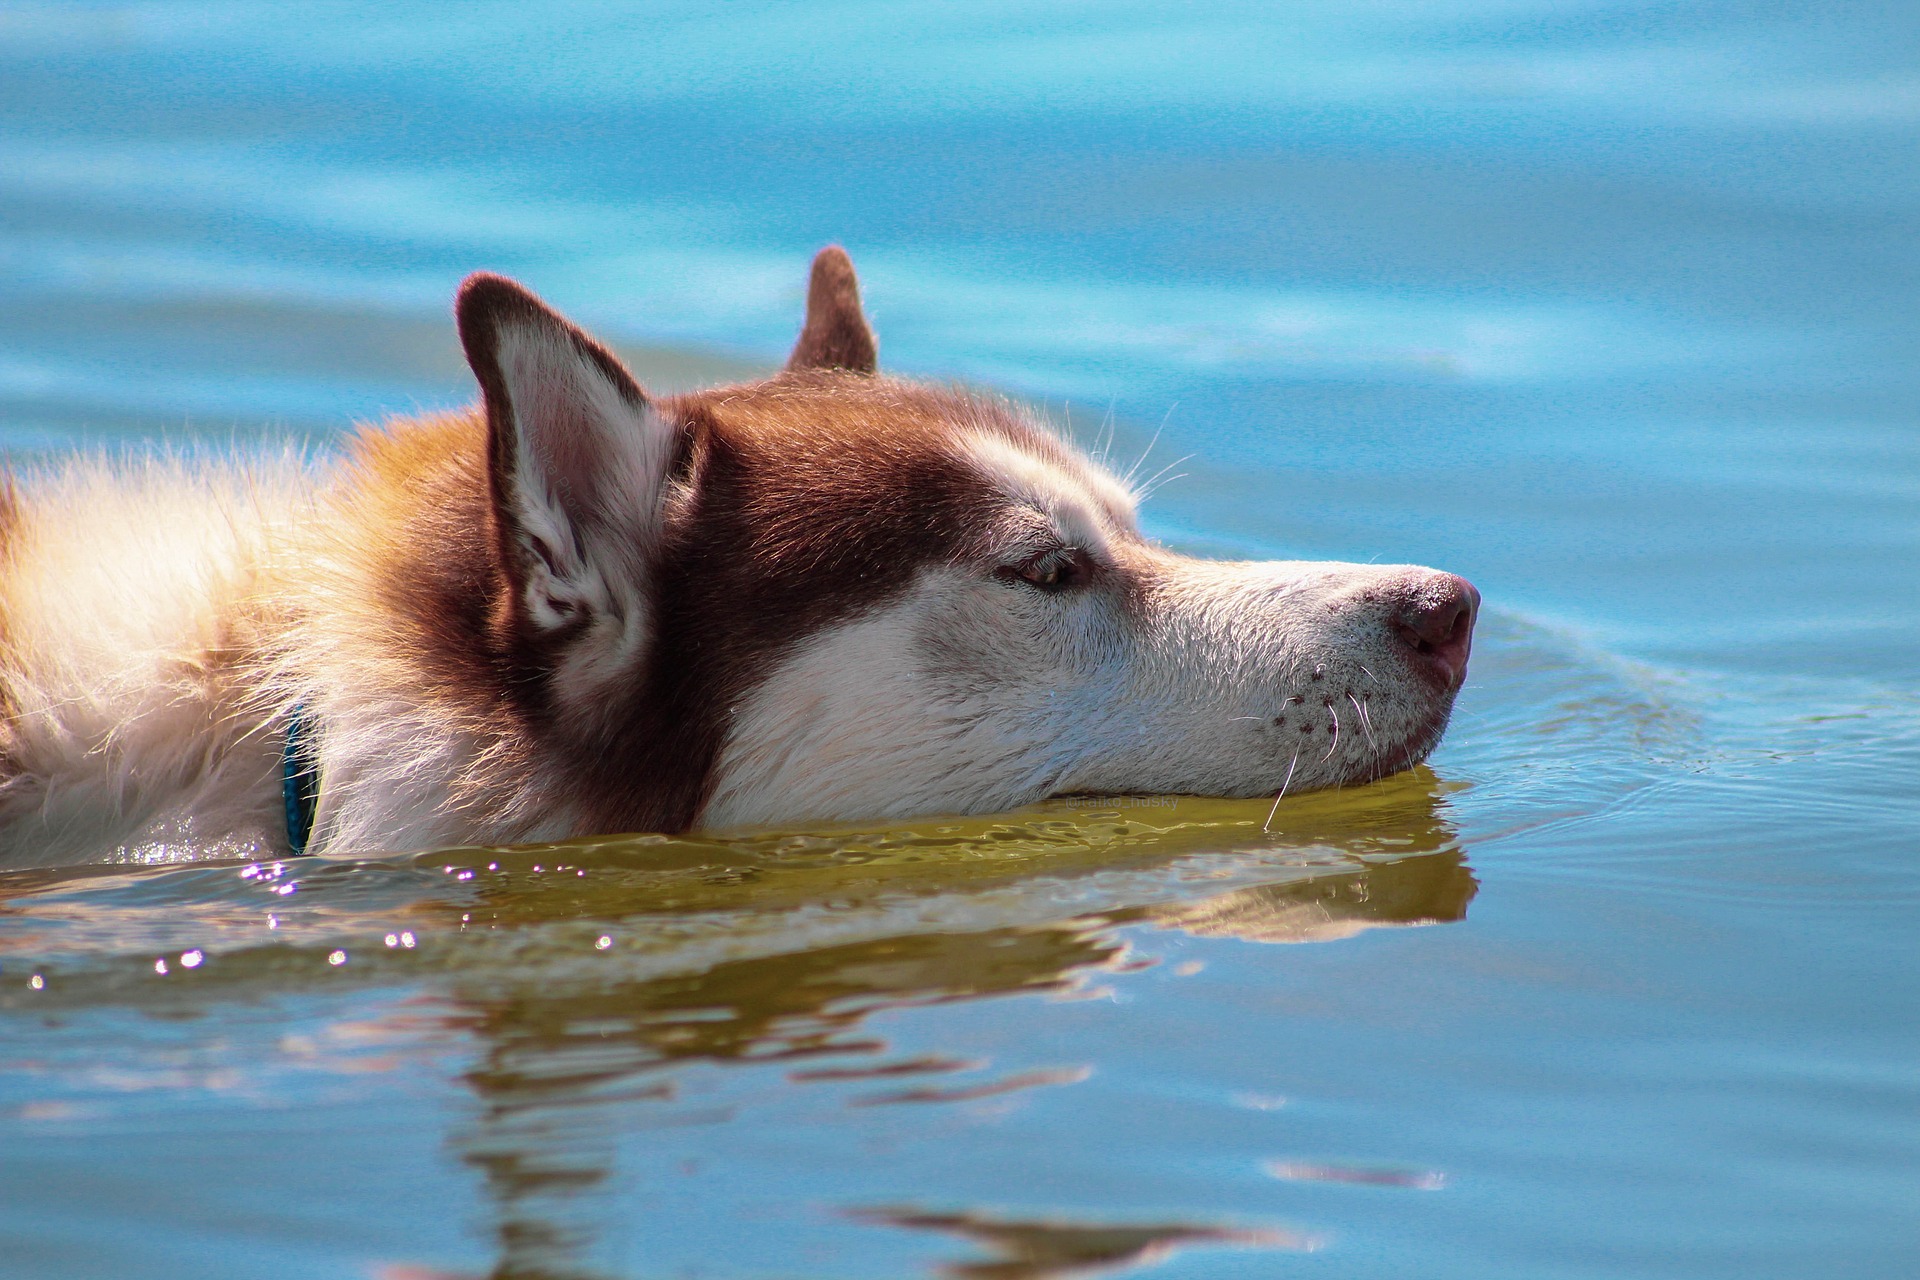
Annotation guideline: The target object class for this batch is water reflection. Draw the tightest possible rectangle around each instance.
[0,775,1470,1278]
[1147,849,1475,945]
[451,920,1139,1278]
[443,822,1469,1278]
[846,1205,1312,1279]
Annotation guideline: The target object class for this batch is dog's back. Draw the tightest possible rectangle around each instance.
[0,454,314,865]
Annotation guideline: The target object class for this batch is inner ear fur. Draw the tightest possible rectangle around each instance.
[455,272,677,641]
[786,245,878,374]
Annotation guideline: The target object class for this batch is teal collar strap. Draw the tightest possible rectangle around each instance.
[281,703,321,856]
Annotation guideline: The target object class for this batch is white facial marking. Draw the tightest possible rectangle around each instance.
[702,426,1469,829]
[958,426,1134,557]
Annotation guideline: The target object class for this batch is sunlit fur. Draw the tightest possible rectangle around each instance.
[0,455,309,865]
[0,250,1475,866]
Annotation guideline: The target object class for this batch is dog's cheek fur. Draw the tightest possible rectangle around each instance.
[695,525,1474,828]
[700,571,1094,827]
[703,567,1152,829]
[703,548,1470,827]
[580,406,1001,834]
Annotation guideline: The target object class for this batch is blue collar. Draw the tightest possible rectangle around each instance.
[281,703,321,856]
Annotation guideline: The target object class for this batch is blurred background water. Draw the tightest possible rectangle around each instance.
[0,3,1916,1278]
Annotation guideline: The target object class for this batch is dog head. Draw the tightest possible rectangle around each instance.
[453,247,1477,833]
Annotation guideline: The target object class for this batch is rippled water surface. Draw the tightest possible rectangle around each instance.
[1,3,1917,1277]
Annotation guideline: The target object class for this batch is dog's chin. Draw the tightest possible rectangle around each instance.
[1264,697,1461,796]
[1043,709,1459,810]
[1355,701,1458,787]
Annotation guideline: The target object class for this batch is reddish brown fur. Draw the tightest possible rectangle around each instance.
[786,247,879,374]
[335,374,1101,834]
[573,376,1035,831]
[330,411,543,816]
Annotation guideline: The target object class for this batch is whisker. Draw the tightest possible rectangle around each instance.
[1349,692,1377,751]
[1359,664,1378,685]
[1322,702,1340,762]
[1262,751,1300,834]
[1133,455,1194,504]
[1136,473,1189,504]
[1121,403,1177,487]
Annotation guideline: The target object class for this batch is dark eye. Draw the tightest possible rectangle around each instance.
[997,548,1090,593]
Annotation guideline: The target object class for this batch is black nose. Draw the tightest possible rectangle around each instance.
[1391,573,1479,689]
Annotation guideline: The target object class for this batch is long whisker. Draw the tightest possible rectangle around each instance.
[1122,403,1177,488]
[1133,455,1194,504]
[1349,692,1377,751]
[1322,701,1340,762]
[1136,472,1189,504]
[1262,751,1300,834]
[1359,664,1378,685]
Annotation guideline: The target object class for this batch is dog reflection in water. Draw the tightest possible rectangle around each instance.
[432,839,1471,1280]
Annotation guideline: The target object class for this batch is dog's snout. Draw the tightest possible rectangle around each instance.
[1390,573,1478,689]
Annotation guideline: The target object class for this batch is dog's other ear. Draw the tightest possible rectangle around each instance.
[456,273,678,649]
[786,245,878,374]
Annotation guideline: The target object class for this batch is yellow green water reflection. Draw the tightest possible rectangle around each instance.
[2,774,1475,1279]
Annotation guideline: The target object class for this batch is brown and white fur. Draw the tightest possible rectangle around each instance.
[0,248,1477,868]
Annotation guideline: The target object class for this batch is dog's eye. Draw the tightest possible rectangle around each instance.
[998,548,1089,593]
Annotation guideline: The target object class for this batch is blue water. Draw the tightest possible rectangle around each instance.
[0,4,1916,1278]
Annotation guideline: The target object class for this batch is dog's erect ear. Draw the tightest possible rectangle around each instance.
[456,273,679,649]
[786,245,878,374]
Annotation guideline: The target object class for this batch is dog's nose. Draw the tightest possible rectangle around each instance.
[1390,573,1479,689]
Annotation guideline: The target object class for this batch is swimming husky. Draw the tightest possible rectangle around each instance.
[0,249,1476,866]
